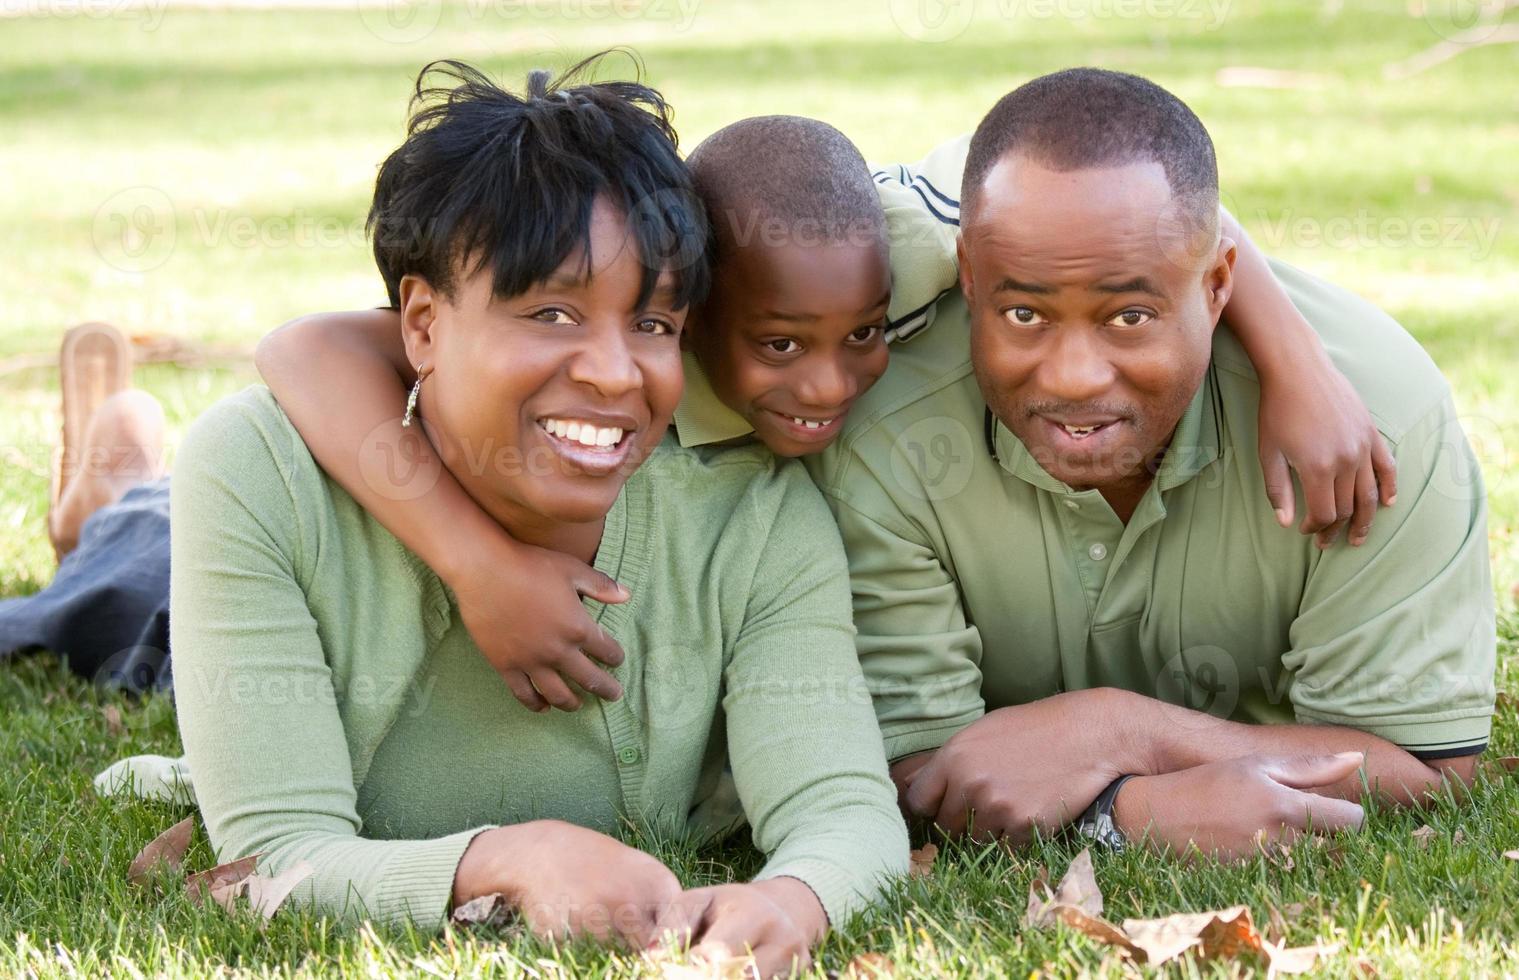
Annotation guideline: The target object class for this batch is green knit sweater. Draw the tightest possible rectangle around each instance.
[162,387,907,929]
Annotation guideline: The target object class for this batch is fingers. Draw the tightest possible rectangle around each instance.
[502,670,550,713]
[902,758,950,826]
[1297,471,1339,538]
[1372,434,1398,506]
[576,567,631,607]
[1286,788,1365,835]
[1347,456,1379,547]
[1264,751,1365,791]
[528,668,582,712]
[1259,450,1295,527]
[651,888,712,952]
[556,648,624,702]
[579,621,627,670]
[930,775,973,838]
[1313,471,1356,549]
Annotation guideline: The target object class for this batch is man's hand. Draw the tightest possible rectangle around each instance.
[901,689,1158,843]
[448,530,630,712]
[1113,752,1366,860]
[1257,357,1397,549]
[452,821,681,947]
[652,878,827,979]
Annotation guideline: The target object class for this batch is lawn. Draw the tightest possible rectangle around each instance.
[1,0,1517,975]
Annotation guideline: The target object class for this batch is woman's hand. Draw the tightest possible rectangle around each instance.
[1257,356,1397,549]
[447,528,630,712]
[452,821,681,946]
[1113,752,1366,860]
[652,877,828,978]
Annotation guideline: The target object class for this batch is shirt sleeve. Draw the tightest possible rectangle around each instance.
[719,462,909,925]
[170,392,489,929]
[1284,392,1496,758]
[871,134,968,342]
[819,462,987,763]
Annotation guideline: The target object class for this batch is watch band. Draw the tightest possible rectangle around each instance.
[1074,774,1137,851]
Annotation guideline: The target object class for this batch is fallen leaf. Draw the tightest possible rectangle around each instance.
[1411,824,1437,849]
[1504,850,1519,860]
[451,892,508,927]
[1264,901,1307,944]
[244,861,313,919]
[1494,757,1519,773]
[1025,851,1140,955]
[102,704,126,737]
[843,952,895,977]
[908,843,938,878]
[1263,939,1341,974]
[1497,692,1516,711]
[127,816,194,886]
[185,854,261,912]
[1453,829,1467,846]
[1121,906,1259,965]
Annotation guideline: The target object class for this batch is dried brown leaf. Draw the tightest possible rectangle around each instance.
[1025,848,1104,926]
[127,816,194,886]
[1263,939,1340,974]
[245,861,313,919]
[185,854,261,912]
[102,704,126,737]
[1453,829,1467,846]
[842,952,895,977]
[1411,824,1437,849]
[1503,849,1519,860]
[1490,756,1519,773]
[451,891,508,927]
[1121,906,1260,965]
[908,843,938,878]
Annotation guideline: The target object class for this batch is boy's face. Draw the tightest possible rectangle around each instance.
[692,238,892,457]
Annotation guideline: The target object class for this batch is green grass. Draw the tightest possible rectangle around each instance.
[1,0,1517,974]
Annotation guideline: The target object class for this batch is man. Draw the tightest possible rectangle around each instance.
[810,68,1495,857]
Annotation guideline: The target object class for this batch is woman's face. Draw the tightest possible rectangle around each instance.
[402,198,688,533]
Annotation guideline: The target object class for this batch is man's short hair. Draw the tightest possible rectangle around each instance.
[962,67,1219,232]
[686,115,886,256]
[368,53,710,311]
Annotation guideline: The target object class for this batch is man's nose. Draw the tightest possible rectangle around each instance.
[796,357,855,408]
[1037,328,1117,404]
[567,323,642,397]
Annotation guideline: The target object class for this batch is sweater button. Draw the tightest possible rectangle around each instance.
[617,746,641,766]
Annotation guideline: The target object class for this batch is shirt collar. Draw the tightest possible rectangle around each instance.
[672,350,756,448]
[989,363,1224,495]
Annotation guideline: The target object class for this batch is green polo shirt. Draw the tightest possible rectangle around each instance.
[670,148,962,448]
[808,260,1496,763]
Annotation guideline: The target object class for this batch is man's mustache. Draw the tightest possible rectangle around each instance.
[1022,401,1139,423]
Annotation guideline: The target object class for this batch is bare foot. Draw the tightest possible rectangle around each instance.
[48,390,168,560]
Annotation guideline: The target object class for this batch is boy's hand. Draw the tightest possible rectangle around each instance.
[1257,355,1397,549]
[448,530,629,712]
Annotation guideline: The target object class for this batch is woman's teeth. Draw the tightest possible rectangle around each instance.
[539,418,625,448]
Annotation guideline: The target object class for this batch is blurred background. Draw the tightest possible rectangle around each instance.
[1,0,1515,602]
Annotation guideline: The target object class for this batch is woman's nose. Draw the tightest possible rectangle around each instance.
[567,325,643,397]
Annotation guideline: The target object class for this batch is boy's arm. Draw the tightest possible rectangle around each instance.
[254,310,628,710]
[1220,209,1398,548]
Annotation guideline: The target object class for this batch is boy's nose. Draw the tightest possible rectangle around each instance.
[796,359,856,409]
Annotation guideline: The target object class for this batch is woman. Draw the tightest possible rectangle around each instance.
[112,58,907,975]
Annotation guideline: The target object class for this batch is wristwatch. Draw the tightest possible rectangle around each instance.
[1074,774,1137,851]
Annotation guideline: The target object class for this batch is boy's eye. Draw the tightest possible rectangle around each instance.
[531,308,577,325]
[848,325,883,344]
[1107,309,1154,328]
[634,317,675,336]
[1005,307,1047,327]
[765,339,801,355]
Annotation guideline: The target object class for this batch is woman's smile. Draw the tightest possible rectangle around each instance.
[536,413,638,475]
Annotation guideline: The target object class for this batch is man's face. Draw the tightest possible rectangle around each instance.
[959,155,1234,495]
[403,197,687,530]
[692,238,891,457]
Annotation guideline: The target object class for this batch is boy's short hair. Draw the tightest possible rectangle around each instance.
[963,67,1218,233]
[368,53,711,311]
[686,115,886,257]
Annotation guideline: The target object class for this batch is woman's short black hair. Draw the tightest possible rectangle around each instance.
[368,52,710,312]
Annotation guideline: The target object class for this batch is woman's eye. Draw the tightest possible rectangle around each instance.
[765,339,801,355]
[1005,307,1046,327]
[531,308,576,325]
[848,325,883,344]
[1108,309,1154,328]
[635,318,675,336]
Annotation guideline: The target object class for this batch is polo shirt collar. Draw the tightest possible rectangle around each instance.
[672,350,755,448]
[989,363,1224,495]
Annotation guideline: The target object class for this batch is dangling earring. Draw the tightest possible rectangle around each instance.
[402,371,425,428]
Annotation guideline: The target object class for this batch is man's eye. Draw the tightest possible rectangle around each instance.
[635,317,675,336]
[848,325,883,344]
[531,308,576,325]
[1108,309,1154,328]
[1005,307,1046,327]
[765,339,801,354]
